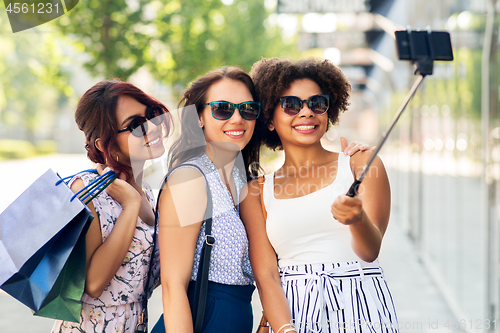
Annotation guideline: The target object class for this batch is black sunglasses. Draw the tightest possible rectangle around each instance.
[202,101,261,121]
[118,105,164,137]
[279,94,330,116]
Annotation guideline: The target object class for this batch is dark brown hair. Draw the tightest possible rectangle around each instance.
[250,57,351,150]
[76,80,172,179]
[168,66,265,180]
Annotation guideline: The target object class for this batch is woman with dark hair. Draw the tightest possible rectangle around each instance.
[51,80,172,333]
[240,58,399,333]
[151,66,262,333]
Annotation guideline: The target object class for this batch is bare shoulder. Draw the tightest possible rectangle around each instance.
[349,150,385,176]
[246,179,261,197]
[240,178,266,229]
[241,179,262,209]
[160,167,207,205]
[70,177,99,230]
[159,167,208,227]
[166,166,206,188]
[70,178,85,193]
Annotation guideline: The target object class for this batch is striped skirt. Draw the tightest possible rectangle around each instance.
[278,261,399,333]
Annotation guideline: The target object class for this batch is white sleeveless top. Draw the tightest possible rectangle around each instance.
[263,153,361,268]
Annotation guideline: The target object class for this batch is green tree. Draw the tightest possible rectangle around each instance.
[153,0,291,93]
[0,12,73,144]
[56,0,293,94]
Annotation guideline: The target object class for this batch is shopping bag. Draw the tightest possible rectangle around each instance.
[0,168,93,311]
[0,168,115,321]
[35,169,115,322]
[34,218,89,322]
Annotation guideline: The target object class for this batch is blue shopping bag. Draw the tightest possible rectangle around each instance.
[0,168,115,322]
[34,220,88,322]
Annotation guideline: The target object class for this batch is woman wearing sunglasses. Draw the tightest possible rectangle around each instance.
[151,66,265,333]
[52,80,172,333]
[240,58,399,333]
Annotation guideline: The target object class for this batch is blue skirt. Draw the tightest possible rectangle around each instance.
[151,281,255,333]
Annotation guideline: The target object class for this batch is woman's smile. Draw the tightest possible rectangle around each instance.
[144,136,162,148]
[224,128,246,139]
[292,122,319,134]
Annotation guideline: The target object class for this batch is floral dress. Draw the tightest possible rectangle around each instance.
[51,172,160,333]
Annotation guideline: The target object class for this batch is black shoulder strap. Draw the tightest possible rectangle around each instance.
[155,163,214,333]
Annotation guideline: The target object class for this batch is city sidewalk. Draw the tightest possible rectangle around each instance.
[0,155,461,332]
[377,220,463,333]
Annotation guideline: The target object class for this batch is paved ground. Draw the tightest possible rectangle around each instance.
[0,155,462,332]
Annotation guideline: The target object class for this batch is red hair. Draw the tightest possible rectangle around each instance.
[75,80,172,178]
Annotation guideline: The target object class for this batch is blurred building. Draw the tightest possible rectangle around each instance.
[279,0,499,331]
[386,1,499,331]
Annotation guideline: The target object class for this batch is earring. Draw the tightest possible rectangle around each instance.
[116,155,119,162]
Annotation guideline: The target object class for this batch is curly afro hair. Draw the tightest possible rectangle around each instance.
[250,57,351,151]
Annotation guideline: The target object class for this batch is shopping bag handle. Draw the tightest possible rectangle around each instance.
[71,171,115,203]
[63,170,116,204]
[79,172,117,205]
[55,169,97,186]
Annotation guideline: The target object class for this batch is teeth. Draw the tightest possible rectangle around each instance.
[294,125,315,130]
[225,131,244,136]
[146,137,160,146]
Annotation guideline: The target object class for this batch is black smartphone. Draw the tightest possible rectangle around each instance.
[395,30,454,61]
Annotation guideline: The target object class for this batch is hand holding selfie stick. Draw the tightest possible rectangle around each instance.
[346,28,454,197]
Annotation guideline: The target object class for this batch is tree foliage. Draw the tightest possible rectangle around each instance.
[0,12,72,143]
[57,0,293,94]
[1,0,293,147]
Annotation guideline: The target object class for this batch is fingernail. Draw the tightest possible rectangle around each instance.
[348,151,352,155]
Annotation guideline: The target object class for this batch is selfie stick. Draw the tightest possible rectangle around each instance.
[346,28,453,197]
[345,75,424,197]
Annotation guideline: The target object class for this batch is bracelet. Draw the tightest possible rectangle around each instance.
[277,323,295,333]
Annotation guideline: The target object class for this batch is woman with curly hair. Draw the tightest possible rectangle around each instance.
[240,58,399,333]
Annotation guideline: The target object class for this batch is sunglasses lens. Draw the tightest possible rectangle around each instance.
[239,103,260,120]
[147,106,164,125]
[281,97,302,116]
[211,102,234,120]
[309,95,329,114]
[130,118,148,137]
[121,106,165,137]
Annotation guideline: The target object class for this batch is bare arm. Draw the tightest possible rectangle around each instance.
[72,168,142,298]
[331,151,391,262]
[240,180,295,332]
[158,168,207,333]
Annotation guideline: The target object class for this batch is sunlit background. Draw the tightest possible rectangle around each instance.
[1,0,499,332]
